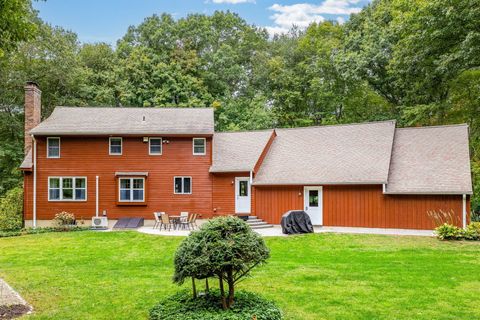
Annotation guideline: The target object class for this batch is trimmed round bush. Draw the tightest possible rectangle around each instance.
[150,290,282,320]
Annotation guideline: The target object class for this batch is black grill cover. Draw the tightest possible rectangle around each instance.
[281,210,314,234]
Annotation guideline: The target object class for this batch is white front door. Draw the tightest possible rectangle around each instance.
[304,186,323,225]
[235,177,251,213]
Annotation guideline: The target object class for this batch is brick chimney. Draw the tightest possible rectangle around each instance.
[24,81,41,154]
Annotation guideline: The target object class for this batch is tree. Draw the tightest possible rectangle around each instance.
[173,216,270,309]
[0,0,37,57]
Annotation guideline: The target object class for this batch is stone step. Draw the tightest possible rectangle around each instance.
[247,216,258,220]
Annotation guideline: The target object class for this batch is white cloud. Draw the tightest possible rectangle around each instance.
[265,1,362,36]
[264,26,290,36]
[211,0,255,3]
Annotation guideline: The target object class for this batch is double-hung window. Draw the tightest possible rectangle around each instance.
[47,137,60,158]
[119,178,145,202]
[149,138,162,155]
[174,177,192,194]
[48,177,86,201]
[192,138,206,155]
[109,137,122,155]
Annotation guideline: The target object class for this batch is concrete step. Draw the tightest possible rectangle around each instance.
[245,219,263,223]
[250,224,274,229]
[246,221,270,226]
[247,216,258,220]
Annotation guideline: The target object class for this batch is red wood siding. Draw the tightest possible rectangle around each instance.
[255,186,303,223]
[24,136,213,220]
[212,172,254,216]
[323,185,465,229]
[254,185,467,229]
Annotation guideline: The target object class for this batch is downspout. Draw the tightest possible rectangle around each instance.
[95,176,99,217]
[462,194,467,229]
[249,171,253,184]
[33,136,37,228]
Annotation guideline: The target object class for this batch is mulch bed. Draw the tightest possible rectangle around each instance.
[0,305,31,319]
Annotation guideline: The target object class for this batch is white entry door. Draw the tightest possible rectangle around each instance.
[304,186,323,225]
[235,177,251,213]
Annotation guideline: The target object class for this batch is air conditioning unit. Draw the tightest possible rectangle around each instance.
[91,216,108,229]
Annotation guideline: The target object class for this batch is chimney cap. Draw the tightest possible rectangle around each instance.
[25,81,41,92]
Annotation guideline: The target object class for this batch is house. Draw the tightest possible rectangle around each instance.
[20,82,473,230]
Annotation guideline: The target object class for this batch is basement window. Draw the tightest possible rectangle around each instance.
[47,137,60,158]
[174,177,192,194]
[48,177,86,201]
[109,137,122,155]
[193,138,206,155]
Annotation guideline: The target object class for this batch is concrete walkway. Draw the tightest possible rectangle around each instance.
[137,224,434,237]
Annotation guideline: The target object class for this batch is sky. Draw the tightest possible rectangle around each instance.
[33,0,372,44]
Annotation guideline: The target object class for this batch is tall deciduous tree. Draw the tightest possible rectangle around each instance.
[0,0,37,57]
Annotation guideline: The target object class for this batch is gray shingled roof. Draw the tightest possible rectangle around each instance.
[19,150,32,169]
[210,130,274,173]
[29,107,214,135]
[254,121,396,185]
[385,125,472,194]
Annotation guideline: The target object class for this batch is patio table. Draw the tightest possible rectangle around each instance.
[169,215,182,230]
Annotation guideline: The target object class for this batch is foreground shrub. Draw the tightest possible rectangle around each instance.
[53,211,76,226]
[173,216,270,309]
[435,223,464,240]
[150,290,282,320]
[0,187,23,231]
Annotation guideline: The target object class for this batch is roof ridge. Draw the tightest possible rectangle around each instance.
[275,120,396,131]
[397,123,468,130]
[55,106,214,110]
[215,129,274,134]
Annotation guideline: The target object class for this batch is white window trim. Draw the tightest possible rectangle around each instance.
[47,137,61,158]
[193,137,206,155]
[48,176,87,202]
[149,137,162,155]
[109,137,123,155]
[118,177,145,202]
[174,176,192,194]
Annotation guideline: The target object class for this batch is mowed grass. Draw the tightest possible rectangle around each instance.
[1,232,480,319]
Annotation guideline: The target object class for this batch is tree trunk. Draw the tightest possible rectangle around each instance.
[219,275,227,310]
[227,268,235,308]
[205,278,209,293]
[191,277,197,298]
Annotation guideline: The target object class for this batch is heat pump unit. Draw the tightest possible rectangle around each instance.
[91,216,108,229]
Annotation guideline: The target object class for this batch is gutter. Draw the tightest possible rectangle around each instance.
[32,136,37,228]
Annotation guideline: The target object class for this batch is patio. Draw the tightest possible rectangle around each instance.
[138,222,434,237]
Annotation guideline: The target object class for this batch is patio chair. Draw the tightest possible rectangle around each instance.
[189,213,198,230]
[153,212,163,229]
[180,212,189,224]
[160,213,173,231]
[179,213,192,230]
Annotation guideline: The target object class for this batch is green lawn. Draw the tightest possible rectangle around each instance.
[1,232,480,320]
